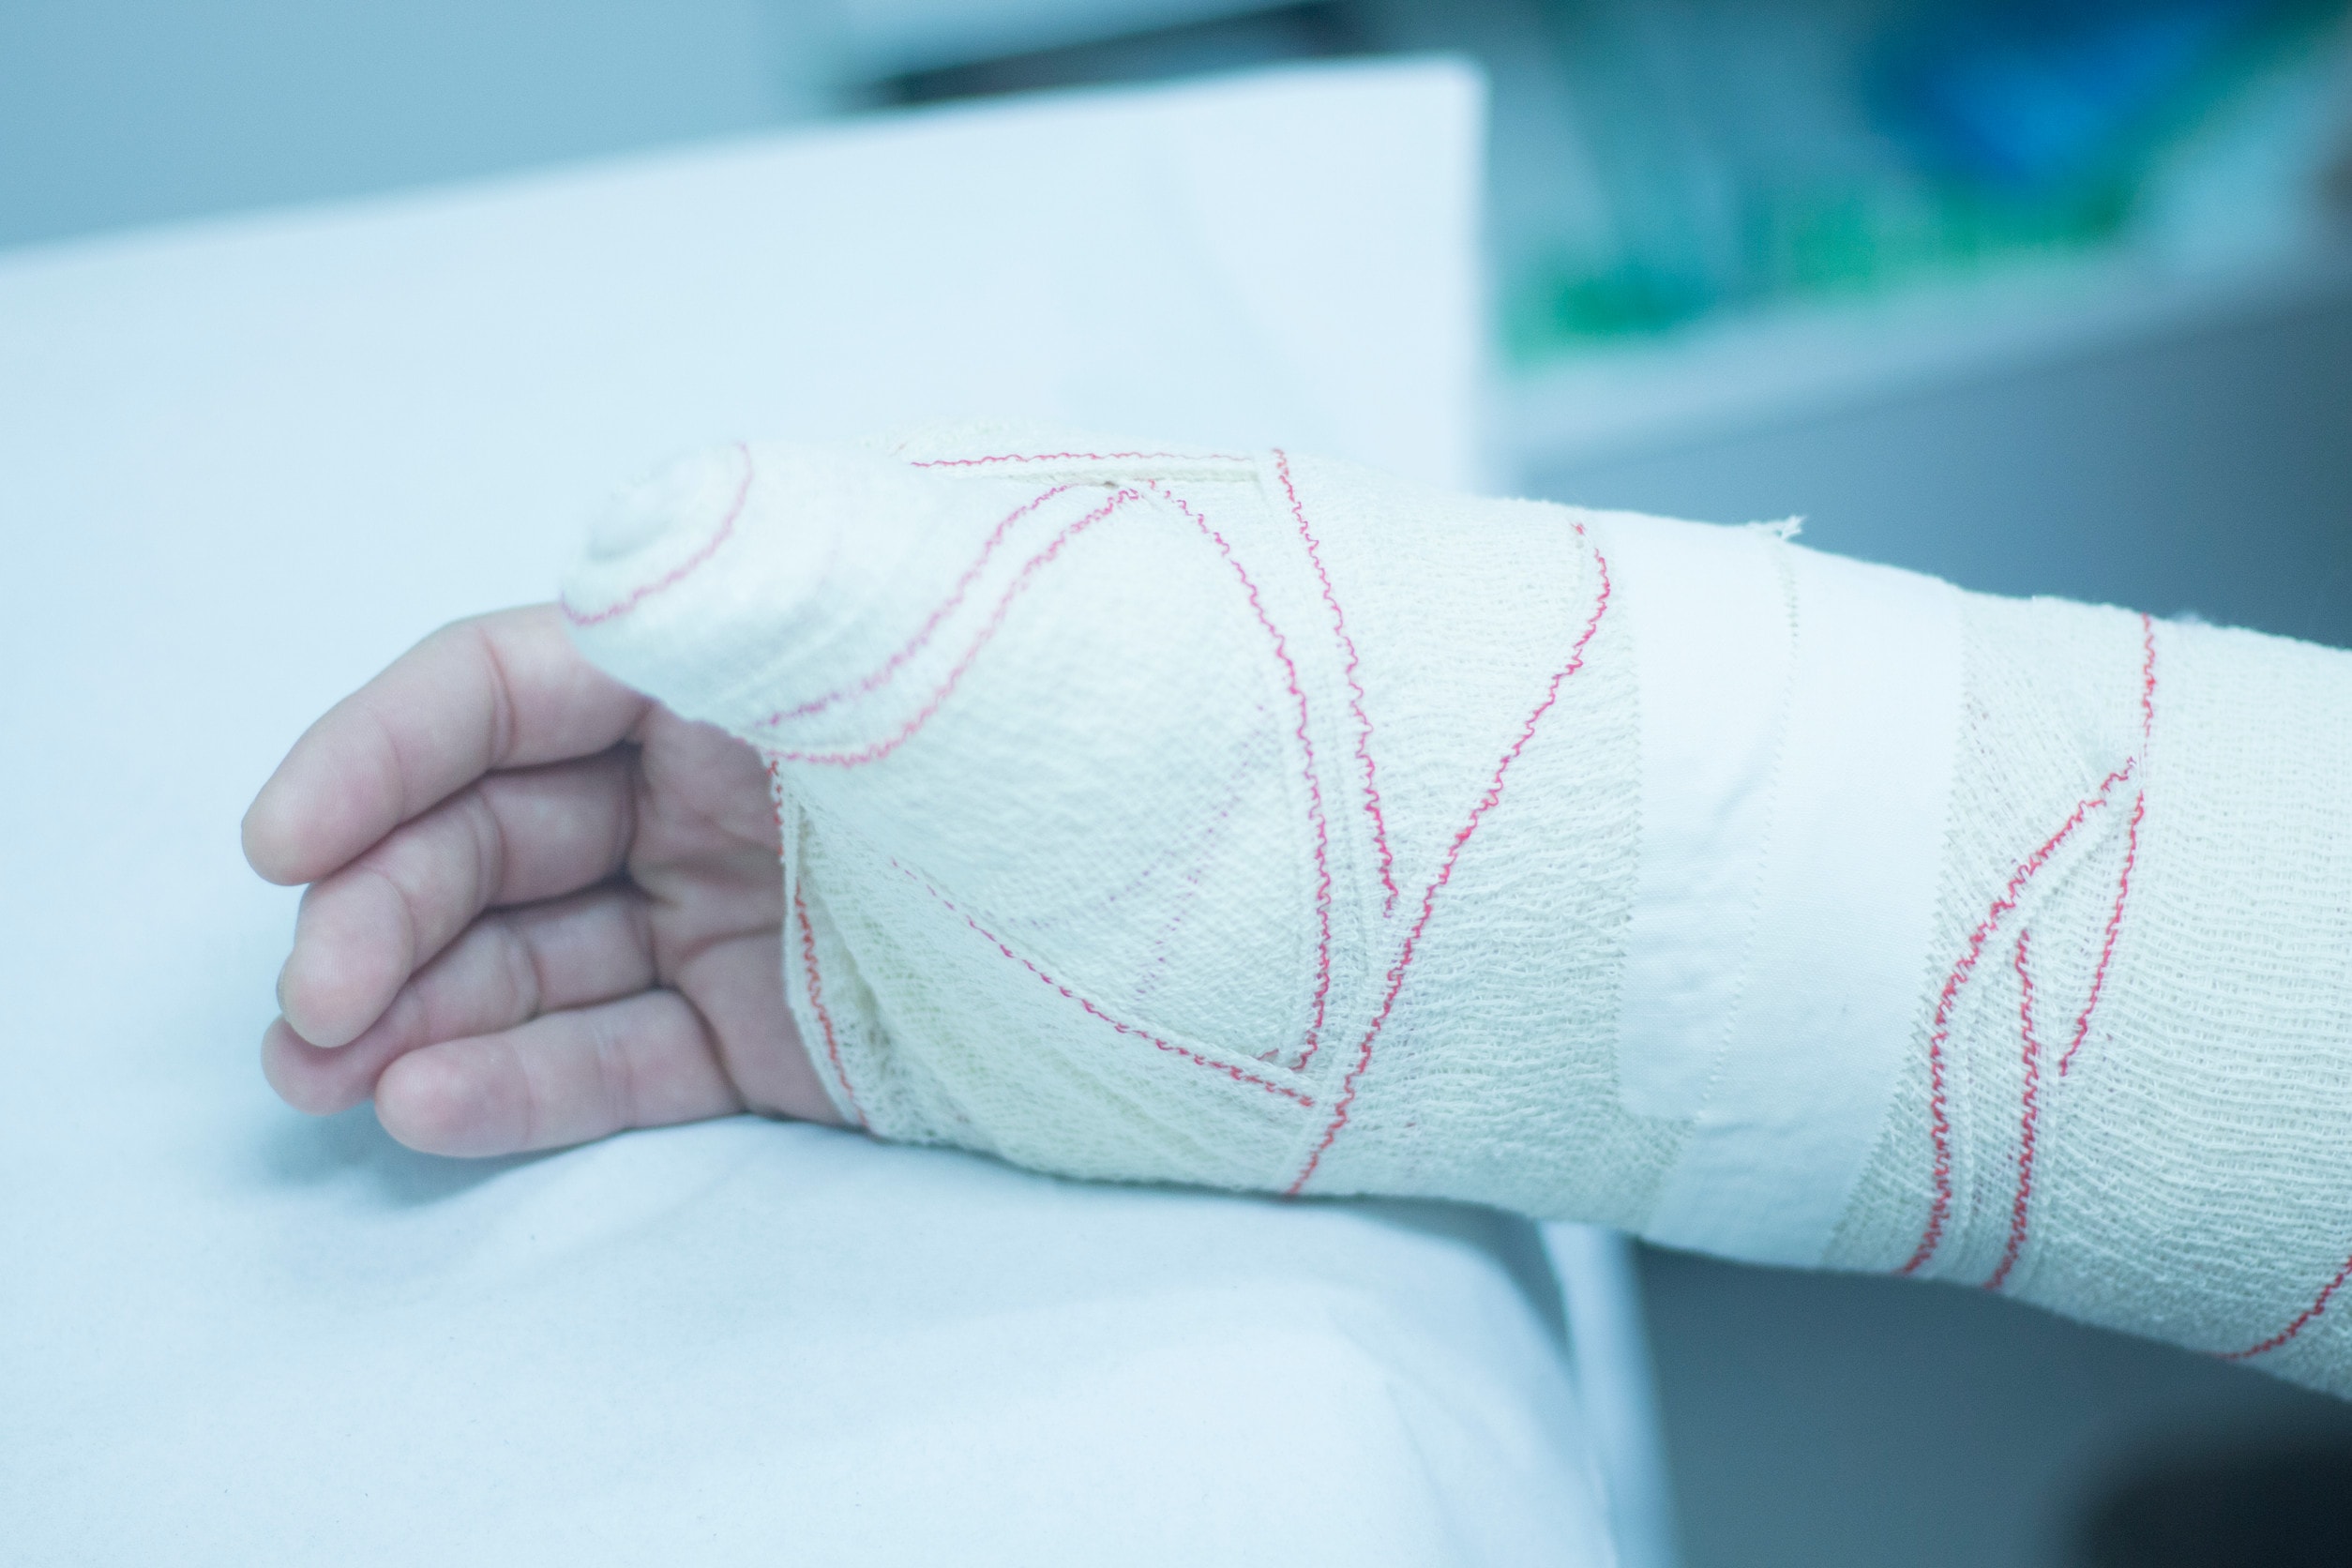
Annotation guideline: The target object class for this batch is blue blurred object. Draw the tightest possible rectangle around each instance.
[1503,0,2349,362]
[1876,0,2294,188]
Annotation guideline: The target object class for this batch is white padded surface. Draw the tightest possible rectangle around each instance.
[0,63,1619,1566]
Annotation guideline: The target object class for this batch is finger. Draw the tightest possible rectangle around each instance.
[372,990,746,1157]
[276,751,636,1047]
[244,604,650,888]
[264,885,656,1116]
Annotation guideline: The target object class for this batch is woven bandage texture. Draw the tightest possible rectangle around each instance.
[565,430,2352,1395]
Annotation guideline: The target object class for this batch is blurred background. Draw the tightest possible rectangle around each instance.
[7,2,2352,1563]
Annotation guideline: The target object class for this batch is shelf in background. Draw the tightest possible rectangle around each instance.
[1497,237,2352,484]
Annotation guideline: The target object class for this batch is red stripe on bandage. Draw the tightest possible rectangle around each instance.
[1287,527,1613,1197]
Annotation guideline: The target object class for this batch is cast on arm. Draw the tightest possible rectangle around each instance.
[563,428,2352,1396]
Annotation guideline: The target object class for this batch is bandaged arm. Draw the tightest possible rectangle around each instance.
[563,432,2352,1395]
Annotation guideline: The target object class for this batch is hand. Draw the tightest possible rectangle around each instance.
[242,604,837,1155]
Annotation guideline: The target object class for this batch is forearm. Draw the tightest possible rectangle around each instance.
[565,431,2352,1395]
[1823,591,2352,1385]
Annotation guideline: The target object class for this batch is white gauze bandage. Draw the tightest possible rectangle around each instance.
[564,430,2352,1396]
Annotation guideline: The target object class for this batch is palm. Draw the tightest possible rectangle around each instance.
[622,705,815,1115]
[246,606,834,1158]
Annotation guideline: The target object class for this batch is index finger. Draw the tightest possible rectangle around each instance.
[242,604,649,887]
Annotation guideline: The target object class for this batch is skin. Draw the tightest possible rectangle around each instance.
[242,604,837,1156]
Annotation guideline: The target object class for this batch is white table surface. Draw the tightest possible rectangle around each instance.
[0,61,1623,1566]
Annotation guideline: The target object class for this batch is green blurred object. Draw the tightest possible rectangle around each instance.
[1501,0,2352,367]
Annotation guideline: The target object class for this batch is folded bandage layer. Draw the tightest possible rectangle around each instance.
[564,430,2352,1395]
